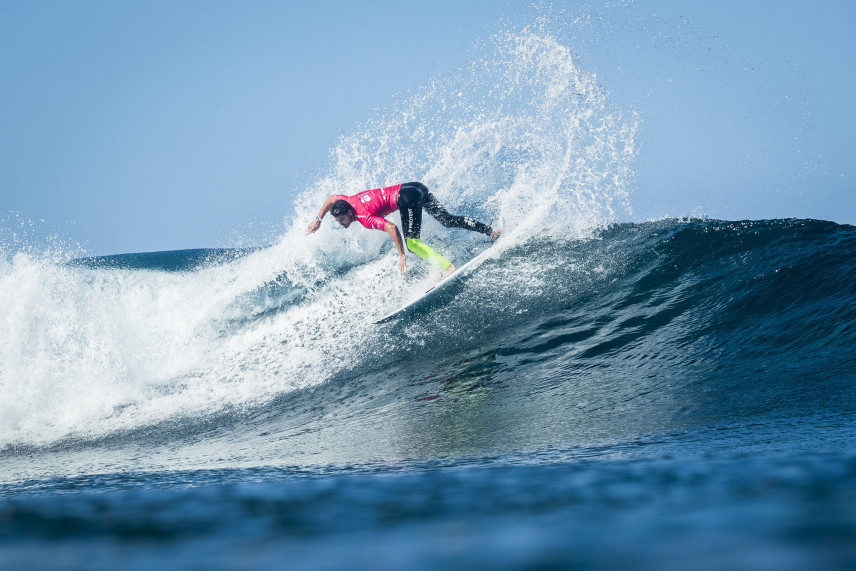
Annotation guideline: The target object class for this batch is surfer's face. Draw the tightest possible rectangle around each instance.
[334,211,355,228]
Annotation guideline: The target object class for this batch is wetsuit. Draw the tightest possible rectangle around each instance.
[335,182,493,270]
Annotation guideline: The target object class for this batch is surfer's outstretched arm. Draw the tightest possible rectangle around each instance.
[384,221,407,275]
[304,195,339,235]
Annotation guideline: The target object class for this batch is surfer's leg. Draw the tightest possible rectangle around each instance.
[399,183,455,272]
[404,238,453,271]
[397,183,425,240]
[422,192,494,237]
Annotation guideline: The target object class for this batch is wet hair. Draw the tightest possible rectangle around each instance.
[330,200,353,217]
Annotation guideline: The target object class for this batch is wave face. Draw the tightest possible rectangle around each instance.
[1,217,854,477]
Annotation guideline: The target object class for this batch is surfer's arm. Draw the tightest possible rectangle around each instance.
[384,221,407,275]
[304,195,339,235]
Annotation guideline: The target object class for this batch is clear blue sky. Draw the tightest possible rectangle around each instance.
[2,0,854,255]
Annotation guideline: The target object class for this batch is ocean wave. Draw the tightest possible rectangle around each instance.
[2,218,854,469]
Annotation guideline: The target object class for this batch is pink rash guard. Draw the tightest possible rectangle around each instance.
[335,185,402,231]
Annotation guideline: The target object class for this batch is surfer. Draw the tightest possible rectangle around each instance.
[304,182,500,277]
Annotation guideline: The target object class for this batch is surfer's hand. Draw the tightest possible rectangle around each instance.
[305,219,321,235]
[398,254,407,275]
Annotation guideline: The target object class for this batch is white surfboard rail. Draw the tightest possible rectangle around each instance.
[374,245,498,324]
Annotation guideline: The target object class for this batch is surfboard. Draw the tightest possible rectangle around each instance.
[374,245,498,324]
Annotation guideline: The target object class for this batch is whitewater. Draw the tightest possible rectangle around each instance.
[1,24,854,570]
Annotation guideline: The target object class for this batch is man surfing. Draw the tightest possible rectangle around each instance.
[304,182,500,277]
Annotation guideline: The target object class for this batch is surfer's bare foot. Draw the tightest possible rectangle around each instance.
[491,228,502,240]
[442,264,458,279]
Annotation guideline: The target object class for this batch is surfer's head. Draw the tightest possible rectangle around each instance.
[330,200,356,228]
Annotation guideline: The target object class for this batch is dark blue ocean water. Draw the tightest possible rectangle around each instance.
[1,218,855,569]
